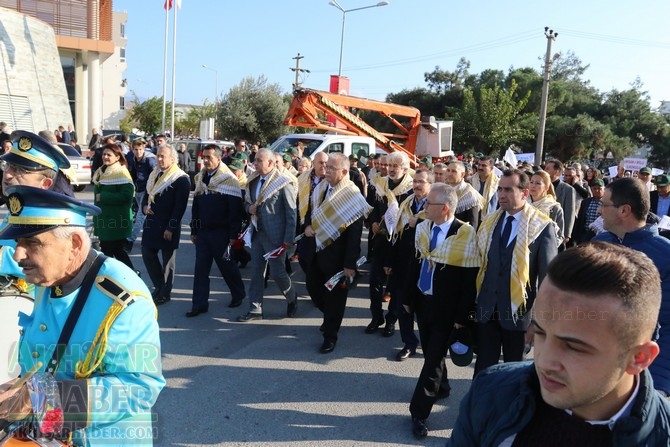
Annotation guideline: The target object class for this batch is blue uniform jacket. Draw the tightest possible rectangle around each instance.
[0,249,165,446]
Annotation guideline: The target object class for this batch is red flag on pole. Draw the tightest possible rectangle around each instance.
[163,0,173,10]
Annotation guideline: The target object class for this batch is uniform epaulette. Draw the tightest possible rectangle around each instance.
[95,275,136,309]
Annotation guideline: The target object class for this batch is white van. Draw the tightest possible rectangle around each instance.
[268,133,376,162]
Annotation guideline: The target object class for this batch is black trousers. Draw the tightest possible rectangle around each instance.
[409,296,453,420]
[369,254,395,323]
[100,239,134,270]
[473,317,525,377]
[191,229,246,312]
[141,245,176,299]
[306,262,349,342]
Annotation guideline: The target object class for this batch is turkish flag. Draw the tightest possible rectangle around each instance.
[163,0,172,9]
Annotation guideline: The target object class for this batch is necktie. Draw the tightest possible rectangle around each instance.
[500,215,514,249]
[321,186,331,204]
[418,225,441,294]
[258,177,266,199]
[156,170,164,180]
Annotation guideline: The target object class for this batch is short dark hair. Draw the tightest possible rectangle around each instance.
[547,159,564,171]
[605,177,650,222]
[202,144,222,158]
[502,168,529,190]
[545,241,661,346]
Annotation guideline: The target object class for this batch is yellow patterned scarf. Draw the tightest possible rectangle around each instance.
[237,171,248,188]
[146,163,188,205]
[193,163,241,198]
[298,170,322,225]
[246,168,295,228]
[471,173,499,217]
[92,162,133,186]
[415,220,480,268]
[454,181,484,215]
[372,174,414,240]
[310,176,373,251]
[476,205,553,322]
[392,194,426,244]
[529,195,564,243]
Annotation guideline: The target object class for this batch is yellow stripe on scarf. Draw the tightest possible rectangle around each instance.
[475,205,552,321]
[416,220,480,269]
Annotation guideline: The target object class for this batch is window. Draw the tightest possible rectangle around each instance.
[120,23,126,38]
[119,96,125,110]
[120,48,126,62]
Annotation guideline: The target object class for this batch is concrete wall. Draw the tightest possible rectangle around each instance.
[0,7,72,133]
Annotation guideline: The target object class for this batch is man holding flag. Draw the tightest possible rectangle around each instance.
[237,149,298,322]
[304,153,372,353]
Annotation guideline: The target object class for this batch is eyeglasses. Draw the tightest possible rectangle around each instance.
[426,202,445,207]
[0,161,48,177]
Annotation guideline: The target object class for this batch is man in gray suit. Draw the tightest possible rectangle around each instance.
[545,160,576,247]
[473,169,558,376]
[238,148,299,321]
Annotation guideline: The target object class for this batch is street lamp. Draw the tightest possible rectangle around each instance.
[201,64,218,104]
[328,0,389,78]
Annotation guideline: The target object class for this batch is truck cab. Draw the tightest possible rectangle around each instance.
[268,133,376,162]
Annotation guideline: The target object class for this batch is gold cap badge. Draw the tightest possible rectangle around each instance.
[18,136,32,151]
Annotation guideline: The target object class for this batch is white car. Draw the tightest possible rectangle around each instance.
[58,143,91,192]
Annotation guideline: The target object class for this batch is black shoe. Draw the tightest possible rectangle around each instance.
[395,348,416,361]
[320,340,336,354]
[153,295,170,306]
[237,312,262,322]
[382,323,395,337]
[185,309,208,317]
[412,417,428,439]
[228,298,244,308]
[287,300,298,318]
[364,318,385,334]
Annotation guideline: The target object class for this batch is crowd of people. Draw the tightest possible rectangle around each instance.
[1,127,670,445]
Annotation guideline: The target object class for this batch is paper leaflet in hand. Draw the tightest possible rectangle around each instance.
[384,201,400,240]
[262,234,304,260]
[238,223,252,248]
[324,256,366,291]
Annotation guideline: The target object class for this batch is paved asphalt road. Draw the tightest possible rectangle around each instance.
[78,186,482,447]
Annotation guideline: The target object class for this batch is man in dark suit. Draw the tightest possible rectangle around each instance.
[237,148,298,321]
[366,151,414,335]
[141,145,191,305]
[403,183,480,439]
[304,153,370,353]
[571,178,605,244]
[187,145,246,316]
[474,169,558,376]
[545,160,576,247]
[383,169,432,361]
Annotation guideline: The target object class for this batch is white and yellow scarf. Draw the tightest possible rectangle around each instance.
[146,163,188,205]
[310,176,373,251]
[415,220,480,269]
[298,170,322,225]
[246,168,295,228]
[193,163,241,198]
[476,205,553,322]
[237,171,248,188]
[529,195,564,244]
[372,173,414,239]
[453,181,484,215]
[92,162,133,186]
[392,194,426,244]
[471,172,499,217]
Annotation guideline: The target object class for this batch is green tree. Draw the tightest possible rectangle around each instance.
[128,94,170,135]
[455,80,532,155]
[216,75,288,144]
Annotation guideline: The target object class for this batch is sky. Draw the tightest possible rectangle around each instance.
[114,0,670,111]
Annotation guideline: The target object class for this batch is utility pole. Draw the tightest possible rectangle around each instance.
[535,27,558,165]
[290,53,310,90]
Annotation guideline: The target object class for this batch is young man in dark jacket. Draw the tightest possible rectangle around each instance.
[449,242,670,447]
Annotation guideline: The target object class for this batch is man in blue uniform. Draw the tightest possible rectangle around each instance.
[0,185,164,446]
[187,144,246,316]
